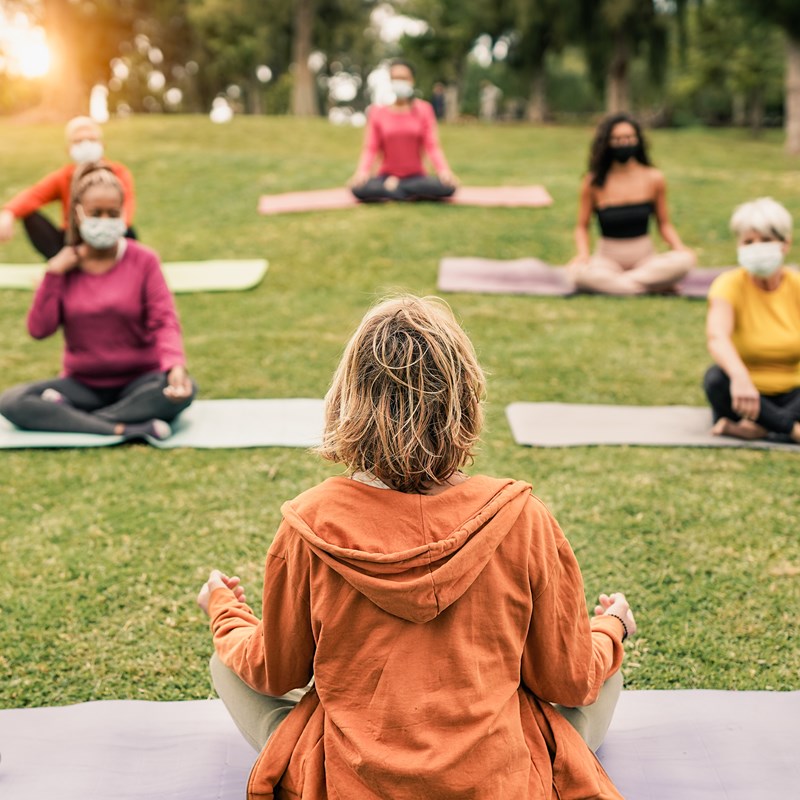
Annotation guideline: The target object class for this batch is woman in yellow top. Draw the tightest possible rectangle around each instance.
[705,197,800,443]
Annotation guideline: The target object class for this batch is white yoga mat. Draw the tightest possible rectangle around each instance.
[0,398,324,450]
[506,403,799,450]
[0,691,796,800]
[0,259,268,293]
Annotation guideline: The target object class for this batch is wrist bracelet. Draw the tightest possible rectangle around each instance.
[607,613,628,641]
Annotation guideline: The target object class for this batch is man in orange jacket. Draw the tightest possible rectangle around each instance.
[0,116,136,259]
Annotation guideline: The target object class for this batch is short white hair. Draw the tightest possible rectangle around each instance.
[65,116,102,142]
[730,197,792,242]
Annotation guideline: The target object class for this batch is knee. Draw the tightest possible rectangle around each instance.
[703,365,728,397]
[0,384,28,422]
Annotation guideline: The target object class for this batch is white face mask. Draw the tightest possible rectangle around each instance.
[737,241,784,278]
[70,140,104,164]
[79,215,126,249]
[391,80,414,100]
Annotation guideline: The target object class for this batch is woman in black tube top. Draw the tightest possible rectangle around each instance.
[568,113,696,295]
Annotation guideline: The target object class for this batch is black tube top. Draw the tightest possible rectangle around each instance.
[595,202,654,239]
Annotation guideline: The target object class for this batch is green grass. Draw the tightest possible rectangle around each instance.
[0,117,798,707]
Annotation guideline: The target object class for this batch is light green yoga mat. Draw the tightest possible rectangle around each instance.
[0,398,324,449]
[0,259,268,293]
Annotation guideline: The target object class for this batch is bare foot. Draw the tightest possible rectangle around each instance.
[712,417,767,440]
[384,175,400,192]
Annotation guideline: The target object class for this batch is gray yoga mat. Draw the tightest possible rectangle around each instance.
[0,259,268,293]
[0,398,324,450]
[438,257,730,298]
[0,691,796,800]
[506,403,799,450]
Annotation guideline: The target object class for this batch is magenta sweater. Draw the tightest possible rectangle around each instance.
[356,100,450,178]
[27,240,186,389]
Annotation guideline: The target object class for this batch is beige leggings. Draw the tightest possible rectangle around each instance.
[569,235,695,295]
[210,653,623,755]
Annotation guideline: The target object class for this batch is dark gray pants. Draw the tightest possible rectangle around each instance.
[0,371,195,435]
[703,365,800,435]
[351,174,456,203]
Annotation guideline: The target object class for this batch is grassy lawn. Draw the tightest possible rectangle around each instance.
[0,116,798,708]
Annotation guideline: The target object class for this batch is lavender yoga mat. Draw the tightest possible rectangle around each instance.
[506,403,799,450]
[438,257,730,298]
[1,692,796,799]
[257,185,553,215]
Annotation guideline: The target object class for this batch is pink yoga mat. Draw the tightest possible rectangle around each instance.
[438,257,731,299]
[257,186,553,215]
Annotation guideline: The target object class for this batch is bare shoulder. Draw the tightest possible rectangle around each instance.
[647,167,667,189]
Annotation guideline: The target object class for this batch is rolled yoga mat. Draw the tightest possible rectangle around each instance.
[257,185,553,215]
[1,691,797,800]
[0,259,268,293]
[0,398,324,450]
[506,402,799,450]
[438,257,731,298]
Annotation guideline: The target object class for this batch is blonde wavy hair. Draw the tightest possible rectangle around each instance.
[67,162,125,246]
[318,295,486,494]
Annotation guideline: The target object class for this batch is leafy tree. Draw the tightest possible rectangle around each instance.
[501,0,570,122]
[669,1,783,130]
[574,0,672,112]
[737,0,800,152]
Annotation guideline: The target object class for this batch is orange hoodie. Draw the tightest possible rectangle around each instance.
[208,475,625,800]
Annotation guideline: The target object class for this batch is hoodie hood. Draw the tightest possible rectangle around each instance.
[281,475,532,624]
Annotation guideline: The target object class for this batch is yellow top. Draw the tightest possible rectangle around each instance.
[708,267,800,394]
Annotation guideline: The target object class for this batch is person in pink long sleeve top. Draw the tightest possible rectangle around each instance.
[0,164,195,440]
[348,59,459,202]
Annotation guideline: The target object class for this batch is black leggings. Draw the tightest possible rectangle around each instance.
[703,365,800,435]
[0,371,196,435]
[23,211,138,260]
[351,174,456,203]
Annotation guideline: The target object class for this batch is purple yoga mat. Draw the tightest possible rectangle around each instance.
[1,692,796,799]
[438,257,731,298]
[257,185,553,215]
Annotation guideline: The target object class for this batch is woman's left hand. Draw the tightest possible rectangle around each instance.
[197,570,247,617]
[164,365,193,401]
[439,169,459,187]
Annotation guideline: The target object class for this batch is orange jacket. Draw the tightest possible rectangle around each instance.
[208,476,625,800]
[3,161,136,228]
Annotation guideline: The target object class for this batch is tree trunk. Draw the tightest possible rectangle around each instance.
[786,34,800,155]
[291,0,318,117]
[749,87,764,136]
[444,85,459,122]
[606,34,630,113]
[526,68,548,123]
[732,93,746,127]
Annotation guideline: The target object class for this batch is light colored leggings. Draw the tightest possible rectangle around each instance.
[569,235,695,295]
[210,653,623,754]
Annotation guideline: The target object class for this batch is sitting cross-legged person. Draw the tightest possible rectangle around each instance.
[0,164,195,440]
[704,197,800,443]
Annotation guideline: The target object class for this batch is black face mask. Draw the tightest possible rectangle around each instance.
[610,145,638,163]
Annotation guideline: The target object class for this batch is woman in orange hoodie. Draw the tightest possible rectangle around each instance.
[197,295,636,799]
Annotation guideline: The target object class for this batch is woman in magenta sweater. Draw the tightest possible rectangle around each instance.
[0,164,196,439]
[348,59,458,202]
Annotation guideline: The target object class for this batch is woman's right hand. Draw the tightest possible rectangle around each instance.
[47,245,81,275]
[595,592,637,639]
[347,170,369,188]
[730,374,760,421]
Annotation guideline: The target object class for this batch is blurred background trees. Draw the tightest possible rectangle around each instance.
[0,0,798,150]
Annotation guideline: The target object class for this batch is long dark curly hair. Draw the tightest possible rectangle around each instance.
[588,113,652,188]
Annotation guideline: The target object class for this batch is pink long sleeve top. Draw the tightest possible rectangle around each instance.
[27,240,186,389]
[356,99,450,178]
